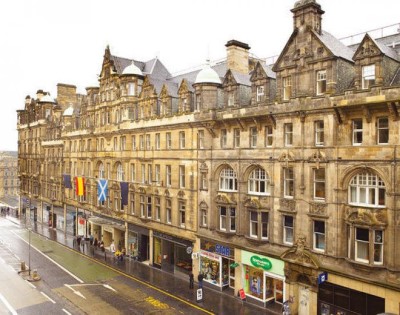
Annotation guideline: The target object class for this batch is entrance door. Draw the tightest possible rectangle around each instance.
[229,260,235,289]
[139,235,149,261]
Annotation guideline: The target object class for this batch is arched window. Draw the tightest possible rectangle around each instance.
[248,168,270,195]
[98,163,105,179]
[349,172,385,207]
[116,163,124,181]
[219,167,237,191]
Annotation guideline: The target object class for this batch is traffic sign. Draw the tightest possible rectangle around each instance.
[196,288,203,302]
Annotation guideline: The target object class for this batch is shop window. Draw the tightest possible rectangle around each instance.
[283,215,294,245]
[313,220,325,252]
[219,167,237,192]
[248,168,270,195]
[352,119,363,145]
[314,120,324,146]
[349,172,385,207]
[219,206,236,232]
[377,117,389,144]
[313,168,325,200]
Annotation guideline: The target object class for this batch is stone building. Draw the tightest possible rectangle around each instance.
[17,0,400,313]
[0,151,19,215]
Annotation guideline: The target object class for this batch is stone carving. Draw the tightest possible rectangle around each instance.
[345,207,387,226]
[215,193,236,205]
[280,198,296,212]
[243,197,262,209]
[309,202,327,215]
[281,235,320,269]
[177,190,185,199]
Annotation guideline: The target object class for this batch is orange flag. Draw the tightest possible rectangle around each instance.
[74,177,85,196]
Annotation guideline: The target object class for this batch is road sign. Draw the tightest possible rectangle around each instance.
[196,288,203,302]
[318,271,328,285]
[239,288,246,300]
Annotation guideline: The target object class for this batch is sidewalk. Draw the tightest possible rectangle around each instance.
[11,215,281,315]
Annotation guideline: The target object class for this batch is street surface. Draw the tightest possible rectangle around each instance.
[0,217,212,314]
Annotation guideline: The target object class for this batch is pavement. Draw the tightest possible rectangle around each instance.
[7,215,282,315]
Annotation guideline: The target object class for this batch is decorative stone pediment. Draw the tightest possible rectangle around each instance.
[199,201,208,209]
[164,189,171,197]
[281,235,320,269]
[243,197,262,209]
[138,187,146,194]
[222,70,238,87]
[278,151,295,164]
[178,79,189,95]
[307,150,326,164]
[250,62,266,82]
[160,84,169,99]
[177,190,185,199]
[129,183,135,190]
[309,202,327,216]
[199,162,208,171]
[215,193,236,205]
[279,198,296,212]
[353,34,381,60]
[345,206,387,226]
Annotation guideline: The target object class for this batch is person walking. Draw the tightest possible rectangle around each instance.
[189,272,194,289]
[110,240,116,254]
[197,273,204,289]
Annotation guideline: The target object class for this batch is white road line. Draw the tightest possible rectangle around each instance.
[40,291,56,304]
[11,231,84,283]
[25,280,36,289]
[62,309,72,315]
[0,293,17,315]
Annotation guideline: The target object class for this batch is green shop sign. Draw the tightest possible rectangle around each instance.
[250,255,272,270]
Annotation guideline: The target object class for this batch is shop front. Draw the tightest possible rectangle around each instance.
[241,250,285,307]
[153,231,193,276]
[199,240,235,289]
[88,215,125,249]
[65,206,76,236]
[127,223,149,261]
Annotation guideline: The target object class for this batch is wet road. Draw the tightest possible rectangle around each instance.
[0,217,212,315]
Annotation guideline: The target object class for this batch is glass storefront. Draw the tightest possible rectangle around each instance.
[200,252,221,285]
[127,231,138,258]
[241,250,285,306]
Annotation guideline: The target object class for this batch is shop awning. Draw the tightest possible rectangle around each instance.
[88,216,125,230]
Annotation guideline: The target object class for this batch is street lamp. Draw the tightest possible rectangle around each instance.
[28,228,31,276]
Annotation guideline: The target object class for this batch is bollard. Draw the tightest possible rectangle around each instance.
[20,261,26,271]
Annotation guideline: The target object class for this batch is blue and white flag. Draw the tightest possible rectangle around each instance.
[97,179,108,202]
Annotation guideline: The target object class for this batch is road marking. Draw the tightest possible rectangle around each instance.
[11,231,84,283]
[25,280,36,289]
[65,284,86,299]
[0,293,17,315]
[41,291,56,304]
[62,309,72,315]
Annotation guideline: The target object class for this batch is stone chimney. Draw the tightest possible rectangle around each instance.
[57,83,77,109]
[225,40,250,74]
[291,0,324,34]
[36,89,44,100]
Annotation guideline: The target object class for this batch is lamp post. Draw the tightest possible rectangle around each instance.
[28,228,31,276]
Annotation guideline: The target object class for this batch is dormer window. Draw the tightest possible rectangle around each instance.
[256,86,264,102]
[316,70,327,95]
[283,76,292,100]
[362,64,375,89]
[228,92,235,107]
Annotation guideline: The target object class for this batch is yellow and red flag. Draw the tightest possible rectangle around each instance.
[74,177,85,196]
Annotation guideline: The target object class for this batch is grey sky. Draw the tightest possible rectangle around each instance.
[0,0,399,151]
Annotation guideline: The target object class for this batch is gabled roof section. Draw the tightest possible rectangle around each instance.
[145,58,171,80]
[177,79,194,94]
[312,30,354,62]
[110,55,145,75]
[251,61,276,81]
[170,61,227,85]
[272,29,298,72]
[149,77,178,97]
[370,34,399,62]
[229,70,251,86]
[352,33,399,62]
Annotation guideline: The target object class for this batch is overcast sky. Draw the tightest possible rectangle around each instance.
[0,0,399,151]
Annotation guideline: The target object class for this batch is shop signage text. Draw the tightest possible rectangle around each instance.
[215,244,230,257]
[250,255,272,270]
[318,271,328,285]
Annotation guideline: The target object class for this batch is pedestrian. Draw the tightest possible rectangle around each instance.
[77,236,81,248]
[189,272,194,289]
[100,241,105,252]
[110,240,116,254]
[94,238,98,247]
[197,273,204,289]
[89,234,94,245]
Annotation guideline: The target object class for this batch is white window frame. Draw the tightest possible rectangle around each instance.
[155,164,160,185]
[166,165,172,187]
[201,208,207,227]
[374,230,383,265]
[316,70,327,95]
[248,168,270,196]
[166,132,172,149]
[198,130,205,149]
[313,220,325,252]
[314,120,324,146]
[179,165,185,188]
[283,215,294,245]
[284,123,293,146]
[250,127,257,148]
[146,134,151,150]
[313,168,325,200]
[352,119,363,145]
[116,163,124,181]
[362,64,375,89]
[256,86,264,102]
[220,129,227,148]
[250,211,258,238]
[377,117,389,145]
[219,206,236,232]
[179,131,186,149]
[219,167,238,192]
[155,133,160,150]
[155,197,161,221]
[179,201,186,227]
[284,167,294,198]
[265,125,273,147]
[355,227,369,263]
[146,196,152,219]
[283,76,292,100]
[234,128,240,148]
[166,199,172,224]
[128,82,136,96]
[349,172,385,207]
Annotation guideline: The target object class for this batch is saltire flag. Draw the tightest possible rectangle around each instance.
[120,182,129,206]
[98,179,108,202]
[74,177,85,196]
[63,174,72,189]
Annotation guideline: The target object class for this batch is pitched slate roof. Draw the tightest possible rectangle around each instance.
[260,63,277,79]
[369,35,400,62]
[231,70,251,86]
[313,30,355,62]
[170,61,227,85]
[110,55,145,74]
